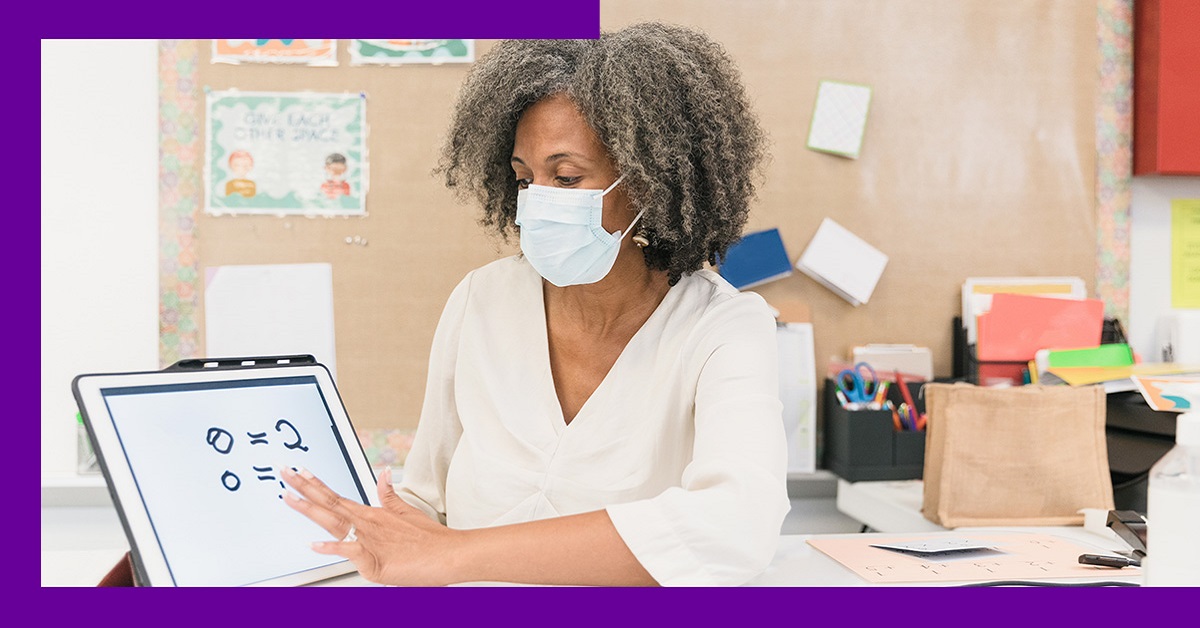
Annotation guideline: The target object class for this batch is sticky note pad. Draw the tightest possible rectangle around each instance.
[795,218,888,306]
[806,80,872,158]
[717,227,794,290]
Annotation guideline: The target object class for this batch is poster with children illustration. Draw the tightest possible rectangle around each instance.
[348,39,474,65]
[205,91,367,216]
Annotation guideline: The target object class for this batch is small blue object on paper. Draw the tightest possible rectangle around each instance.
[717,228,794,290]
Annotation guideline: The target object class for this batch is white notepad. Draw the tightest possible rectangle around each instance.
[795,217,888,306]
[806,80,872,158]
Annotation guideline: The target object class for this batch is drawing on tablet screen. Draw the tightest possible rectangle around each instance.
[207,418,310,498]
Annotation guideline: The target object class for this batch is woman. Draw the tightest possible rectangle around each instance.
[283,22,789,587]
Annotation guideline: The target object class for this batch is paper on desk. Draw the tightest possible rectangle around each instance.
[204,263,338,379]
[852,344,933,381]
[1048,363,1200,388]
[1132,374,1200,412]
[809,532,1132,584]
[975,293,1104,362]
[869,538,995,554]
[961,276,1086,345]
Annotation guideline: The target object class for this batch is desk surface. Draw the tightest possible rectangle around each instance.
[836,479,946,533]
[42,506,1138,587]
[750,526,1139,586]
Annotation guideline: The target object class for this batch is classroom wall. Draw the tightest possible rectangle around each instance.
[189,40,515,437]
[43,4,1193,477]
[1129,177,1200,359]
[41,40,160,478]
[176,1,1102,438]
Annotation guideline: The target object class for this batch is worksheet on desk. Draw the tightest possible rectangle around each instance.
[808,533,1135,584]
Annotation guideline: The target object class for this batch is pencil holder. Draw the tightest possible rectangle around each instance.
[822,378,926,482]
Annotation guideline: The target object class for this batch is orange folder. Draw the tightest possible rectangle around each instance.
[975,293,1105,362]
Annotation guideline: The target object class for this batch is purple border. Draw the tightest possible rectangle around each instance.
[37,3,602,39]
[31,1,1184,621]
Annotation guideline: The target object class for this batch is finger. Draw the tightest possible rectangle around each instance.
[281,466,366,520]
[310,538,369,560]
[280,466,365,539]
[310,539,383,584]
[282,490,355,540]
[376,466,409,511]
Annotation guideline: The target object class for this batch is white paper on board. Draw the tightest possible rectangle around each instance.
[778,322,817,474]
[796,217,889,306]
[204,263,338,379]
[806,80,872,158]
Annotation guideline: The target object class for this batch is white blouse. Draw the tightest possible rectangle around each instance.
[397,255,790,586]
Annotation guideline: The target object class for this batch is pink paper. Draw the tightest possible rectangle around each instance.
[975,293,1104,362]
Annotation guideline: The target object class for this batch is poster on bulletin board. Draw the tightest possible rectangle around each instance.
[348,39,475,65]
[211,39,339,66]
[204,90,367,216]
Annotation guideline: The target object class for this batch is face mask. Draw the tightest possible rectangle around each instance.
[515,175,645,287]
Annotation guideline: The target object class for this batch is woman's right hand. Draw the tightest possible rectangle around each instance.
[281,465,464,586]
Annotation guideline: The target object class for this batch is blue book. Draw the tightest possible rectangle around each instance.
[717,228,794,290]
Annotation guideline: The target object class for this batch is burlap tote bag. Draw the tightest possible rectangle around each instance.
[922,383,1114,527]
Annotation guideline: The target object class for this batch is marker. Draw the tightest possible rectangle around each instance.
[1078,553,1140,568]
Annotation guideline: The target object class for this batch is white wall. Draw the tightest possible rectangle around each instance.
[1129,177,1200,361]
[41,40,160,480]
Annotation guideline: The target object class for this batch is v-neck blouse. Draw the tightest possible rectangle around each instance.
[397,255,790,586]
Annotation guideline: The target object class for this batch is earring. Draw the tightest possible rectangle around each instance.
[632,229,650,249]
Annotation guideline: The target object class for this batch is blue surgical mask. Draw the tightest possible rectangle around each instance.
[515,175,646,287]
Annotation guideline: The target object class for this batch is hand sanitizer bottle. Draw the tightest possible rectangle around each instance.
[1144,411,1200,586]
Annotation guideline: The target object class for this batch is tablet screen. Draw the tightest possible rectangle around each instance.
[99,374,370,586]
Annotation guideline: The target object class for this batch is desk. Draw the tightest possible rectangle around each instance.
[42,506,1137,587]
[748,526,1139,586]
[835,479,946,533]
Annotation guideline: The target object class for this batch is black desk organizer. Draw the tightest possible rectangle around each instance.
[822,377,926,482]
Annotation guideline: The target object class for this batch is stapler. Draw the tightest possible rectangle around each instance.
[1077,510,1148,569]
[1106,509,1148,560]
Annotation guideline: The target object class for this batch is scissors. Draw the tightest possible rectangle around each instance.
[836,362,880,405]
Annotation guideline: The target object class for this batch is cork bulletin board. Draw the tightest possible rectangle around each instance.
[165,1,1104,455]
[601,0,1099,376]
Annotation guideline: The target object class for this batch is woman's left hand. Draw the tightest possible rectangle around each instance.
[280,465,463,586]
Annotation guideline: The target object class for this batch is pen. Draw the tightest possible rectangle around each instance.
[874,381,889,406]
[1078,553,1140,568]
[895,370,924,431]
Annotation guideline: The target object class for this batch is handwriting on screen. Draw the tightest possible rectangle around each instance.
[206,418,308,498]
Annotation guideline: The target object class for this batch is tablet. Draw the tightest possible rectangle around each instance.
[72,358,381,587]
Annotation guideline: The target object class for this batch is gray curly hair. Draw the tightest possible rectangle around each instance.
[437,22,768,285]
